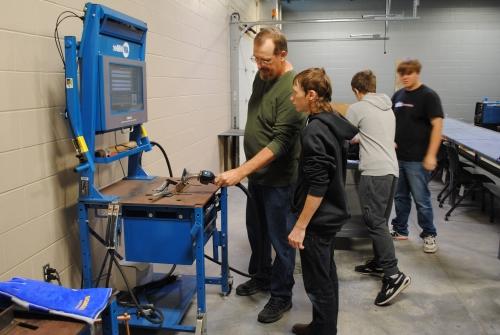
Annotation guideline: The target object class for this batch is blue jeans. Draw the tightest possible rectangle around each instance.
[391,161,437,237]
[246,181,296,299]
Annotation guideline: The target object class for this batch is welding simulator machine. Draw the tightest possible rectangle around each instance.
[62,3,231,334]
[474,99,500,130]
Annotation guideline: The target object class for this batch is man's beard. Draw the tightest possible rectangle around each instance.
[259,69,276,81]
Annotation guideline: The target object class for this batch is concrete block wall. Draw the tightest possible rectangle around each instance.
[0,0,257,287]
[282,0,500,122]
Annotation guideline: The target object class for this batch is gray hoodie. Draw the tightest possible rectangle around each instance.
[346,93,399,177]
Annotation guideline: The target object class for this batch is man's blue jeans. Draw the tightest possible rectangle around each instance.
[246,181,295,299]
[391,161,437,237]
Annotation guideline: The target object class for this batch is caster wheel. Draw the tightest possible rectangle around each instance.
[195,313,207,335]
[226,276,234,296]
[439,204,443,208]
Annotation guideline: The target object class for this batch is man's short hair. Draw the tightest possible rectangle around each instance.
[351,70,376,94]
[397,59,422,75]
[254,27,288,54]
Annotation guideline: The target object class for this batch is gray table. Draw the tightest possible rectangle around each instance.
[443,118,500,165]
[443,118,500,259]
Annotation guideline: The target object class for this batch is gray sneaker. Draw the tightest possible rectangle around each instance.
[423,236,438,253]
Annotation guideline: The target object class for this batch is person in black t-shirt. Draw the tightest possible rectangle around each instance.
[390,59,444,254]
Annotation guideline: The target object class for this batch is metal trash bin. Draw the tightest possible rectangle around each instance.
[218,129,244,172]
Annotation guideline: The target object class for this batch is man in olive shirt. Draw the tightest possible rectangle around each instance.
[216,27,305,323]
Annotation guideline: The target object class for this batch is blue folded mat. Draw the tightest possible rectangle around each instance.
[0,277,112,324]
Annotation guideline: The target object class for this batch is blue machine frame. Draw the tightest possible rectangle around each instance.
[64,3,230,334]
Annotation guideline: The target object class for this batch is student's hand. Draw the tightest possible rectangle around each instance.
[423,154,437,171]
[215,168,244,187]
[288,225,306,250]
[350,135,360,145]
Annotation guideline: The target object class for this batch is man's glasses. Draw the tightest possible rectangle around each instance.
[250,56,273,65]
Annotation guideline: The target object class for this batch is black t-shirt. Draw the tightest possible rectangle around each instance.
[392,85,444,161]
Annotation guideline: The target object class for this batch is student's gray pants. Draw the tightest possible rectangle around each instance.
[359,175,399,277]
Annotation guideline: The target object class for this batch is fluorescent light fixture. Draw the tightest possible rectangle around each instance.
[350,33,381,38]
[362,14,402,19]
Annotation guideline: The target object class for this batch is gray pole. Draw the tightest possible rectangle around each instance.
[230,13,240,130]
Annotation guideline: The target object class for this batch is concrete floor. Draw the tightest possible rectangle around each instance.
[136,181,500,335]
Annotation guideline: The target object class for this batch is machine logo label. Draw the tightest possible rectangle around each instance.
[112,42,130,58]
[395,101,414,108]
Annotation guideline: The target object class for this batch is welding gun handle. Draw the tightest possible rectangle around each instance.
[199,170,215,184]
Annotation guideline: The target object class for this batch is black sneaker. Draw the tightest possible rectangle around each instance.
[390,231,408,240]
[257,297,292,323]
[235,278,270,296]
[375,272,411,306]
[354,259,384,277]
[292,323,312,335]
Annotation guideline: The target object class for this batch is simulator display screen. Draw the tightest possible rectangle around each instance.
[109,63,144,115]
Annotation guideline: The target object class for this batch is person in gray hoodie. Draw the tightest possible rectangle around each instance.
[345,70,411,306]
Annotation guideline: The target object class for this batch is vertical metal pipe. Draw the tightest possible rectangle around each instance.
[384,0,391,54]
[413,0,420,18]
[195,207,207,313]
[78,203,93,288]
[230,13,241,129]
[101,299,120,335]
[385,0,391,33]
[220,187,229,294]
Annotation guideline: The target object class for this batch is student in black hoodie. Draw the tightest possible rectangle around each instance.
[288,68,358,335]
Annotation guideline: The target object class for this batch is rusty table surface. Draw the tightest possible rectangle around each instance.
[2,318,88,335]
[100,177,219,208]
[0,306,88,335]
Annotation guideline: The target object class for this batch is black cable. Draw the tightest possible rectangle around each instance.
[53,11,83,68]
[132,265,177,295]
[145,141,256,279]
[203,182,255,279]
[150,141,173,177]
[55,12,82,61]
[95,252,110,288]
[105,252,114,288]
[235,182,250,198]
[114,132,127,177]
[111,256,164,325]
[126,141,257,292]
[45,266,62,286]
[87,224,124,260]
[135,140,177,287]
[149,140,256,279]
[104,139,174,322]
[94,217,164,324]
[204,254,252,279]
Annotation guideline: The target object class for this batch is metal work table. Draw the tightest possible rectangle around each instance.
[82,178,230,334]
[101,178,219,207]
[442,118,500,259]
[337,160,369,241]
[0,304,88,335]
